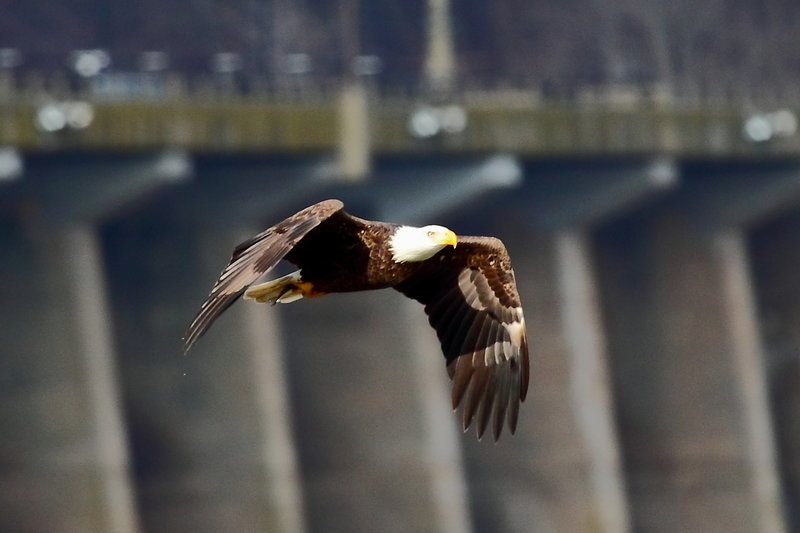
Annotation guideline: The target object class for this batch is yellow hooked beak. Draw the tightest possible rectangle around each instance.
[436,229,458,248]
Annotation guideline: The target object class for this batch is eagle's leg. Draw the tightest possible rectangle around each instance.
[244,270,326,304]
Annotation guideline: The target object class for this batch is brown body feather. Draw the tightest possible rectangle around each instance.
[184,199,529,441]
[285,214,422,292]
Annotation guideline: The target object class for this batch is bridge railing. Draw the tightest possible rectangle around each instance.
[1,70,799,158]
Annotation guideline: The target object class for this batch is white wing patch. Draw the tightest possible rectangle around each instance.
[505,317,525,348]
[458,269,488,312]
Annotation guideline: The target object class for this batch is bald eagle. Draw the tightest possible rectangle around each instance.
[185,199,529,441]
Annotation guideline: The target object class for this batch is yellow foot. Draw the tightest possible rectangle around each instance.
[244,271,326,304]
[294,281,326,299]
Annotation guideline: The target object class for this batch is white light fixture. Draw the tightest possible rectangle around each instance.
[35,101,95,132]
[408,104,468,139]
[64,102,95,129]
[35,104,67,132]
[408,106,440,138]
[0,147,22,181]
[743,109,799,143]
[70,49,111,77]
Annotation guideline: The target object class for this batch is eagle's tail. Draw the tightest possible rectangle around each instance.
[244,271,325,304]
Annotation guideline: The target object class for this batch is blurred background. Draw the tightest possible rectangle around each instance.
[1,1,799,532]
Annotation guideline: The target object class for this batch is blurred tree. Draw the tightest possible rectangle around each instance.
[1,0,799,96]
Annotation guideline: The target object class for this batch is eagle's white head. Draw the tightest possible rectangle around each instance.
[389,225,458,263]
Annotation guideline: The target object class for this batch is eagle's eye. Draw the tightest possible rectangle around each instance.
[427,230,435,237]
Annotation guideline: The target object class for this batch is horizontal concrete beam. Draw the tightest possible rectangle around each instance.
[518,157,678,229]
[679,162,800,228]
[180,155,340,226]
[26,150,191,223]
[372,155,522,224]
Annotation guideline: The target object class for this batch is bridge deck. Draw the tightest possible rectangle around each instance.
[2,92,798,158]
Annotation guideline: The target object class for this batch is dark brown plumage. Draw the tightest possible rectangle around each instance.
[184,199,529,441]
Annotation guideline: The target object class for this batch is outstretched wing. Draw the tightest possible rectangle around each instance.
[184,199,345,352]
[394,236,529,441]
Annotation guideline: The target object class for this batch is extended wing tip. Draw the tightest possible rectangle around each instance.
[182,327,202,354]
[492,416,503,442]
[469,417,504,443]
[519,337,530,401]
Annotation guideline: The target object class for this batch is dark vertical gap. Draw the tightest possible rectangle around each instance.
[590,207,655,533]
[749,210,800,530]
[99,195,202,531]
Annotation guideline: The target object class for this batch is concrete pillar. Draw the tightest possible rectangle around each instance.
[460,225,607,533]
[459,158,677,533]
[0,151,192,532]
[553,230,630,533]
[103,212,304,532]
[424,0,457,92]
[338,82,370,181]
[0,165,145,530]
[594,162,800,532]
[715,231,785,533]
[0,217,138,533]
[281,289,454,533]
[595,209,785,533]
[749,210,800,530]
[104,158,335,532]
[396,297,472,533]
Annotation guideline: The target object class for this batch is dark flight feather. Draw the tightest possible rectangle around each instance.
[183,199,346,352]
[394,238,529,440]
